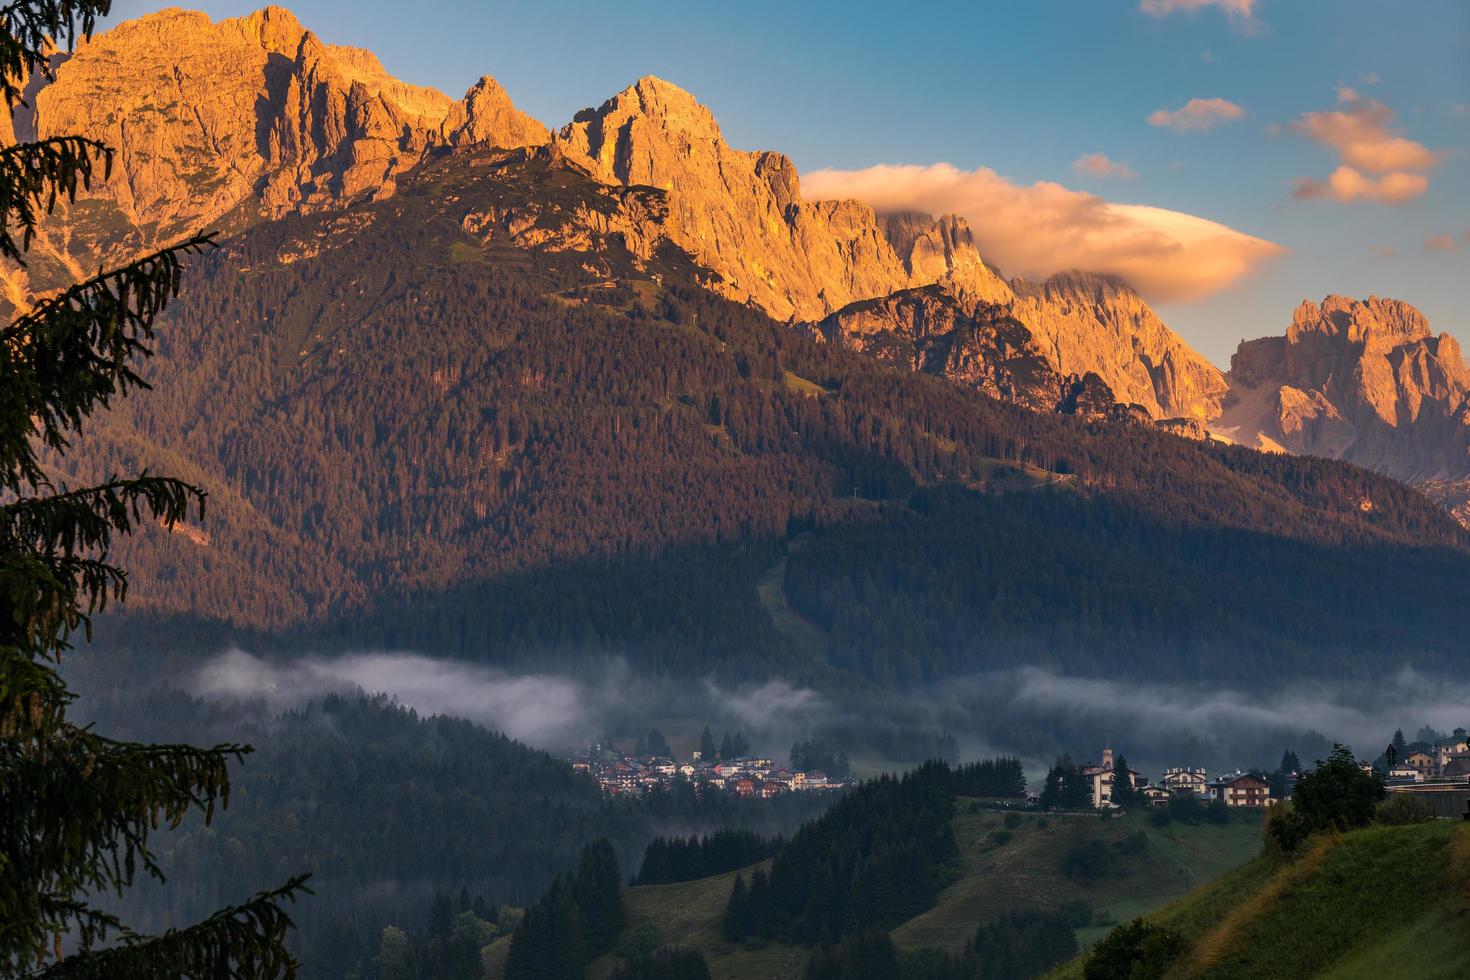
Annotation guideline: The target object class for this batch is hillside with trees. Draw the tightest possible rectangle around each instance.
[45,143,1470,688]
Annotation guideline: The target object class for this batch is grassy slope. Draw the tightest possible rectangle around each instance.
[586,862,809,980]
[893,806,1262,954]
[560,803,1262,980]
[1048,821,1470,980]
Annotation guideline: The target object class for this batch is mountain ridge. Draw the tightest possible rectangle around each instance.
[10,3,1470,538]
[5,5,1225,427]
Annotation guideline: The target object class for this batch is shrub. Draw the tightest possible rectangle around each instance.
[610,946,712,980]
[991,830,1014,847]
[616,923,662,961]
[1148,807,1172,829]
[1268,745,1386,854]
[1059,900,1093,928]
[1004,812,1023,830]
[1083,919,1188,980]
[1375,793,1433,826]
[1061,840,1112,884]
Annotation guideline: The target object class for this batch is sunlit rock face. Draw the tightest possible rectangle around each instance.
[5,5,545,293]
[1009,271,1229,422]
[1215,295,1470,514]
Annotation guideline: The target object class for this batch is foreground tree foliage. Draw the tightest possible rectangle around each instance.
[1266,745,1387,855]
[1083,919,1187,980]
[0,2,304,975]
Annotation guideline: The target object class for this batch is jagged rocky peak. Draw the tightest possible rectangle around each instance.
[12,6,546,264]
[1289,294,1434,349]
[880,211,1014,309]
[809,286,1064,412]
[1008,270,1228,422]
[553,76,996,322]
[1215,294,1470,496]
[440,75,549,149]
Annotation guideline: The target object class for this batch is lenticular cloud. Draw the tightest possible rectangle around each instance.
[803,162,1285,303]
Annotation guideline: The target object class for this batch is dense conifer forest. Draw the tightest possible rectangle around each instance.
[48,146,1470,689]
[78,691,833,977]
[724,761,961,944]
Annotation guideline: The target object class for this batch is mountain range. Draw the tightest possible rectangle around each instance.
[15,6,1470,685]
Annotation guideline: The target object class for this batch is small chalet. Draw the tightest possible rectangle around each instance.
[1210,772,1272,807]
[1436,728,1469,770]
[1443,756,1470,781]
[1161,767,1209,798]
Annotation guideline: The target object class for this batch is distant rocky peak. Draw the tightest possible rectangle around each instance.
[1215,294,1470,502]
[1288,294,1433,351]
[441,75,549,149]
[879,211,1014,309]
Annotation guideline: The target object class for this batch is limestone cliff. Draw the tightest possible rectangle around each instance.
[1009,272,1228,422]
[553,76,996,321]
[808,286,1062,410]
[1213,295,1470,484]
[7,6,546,293]
[810,285,1172,428]
[9,7,1229,438]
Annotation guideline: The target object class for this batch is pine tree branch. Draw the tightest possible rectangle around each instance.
[26,875,312,979]
[0,236,215,487]
[0,136,112,263]
[4,474,207,559]
[0,725,261,969]
[0,2,112,107]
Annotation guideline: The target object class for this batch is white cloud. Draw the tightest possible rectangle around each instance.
[1290,89,1440,205]
[1292,166,1429,206]
[1148,97,1246,132]
[1140,0,1260,32]
[1071,152,1139,179]
[802,162,1285,303]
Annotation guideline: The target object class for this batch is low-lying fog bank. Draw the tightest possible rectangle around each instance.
[155,648,1470,782]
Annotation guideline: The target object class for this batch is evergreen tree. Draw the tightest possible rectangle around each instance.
[1110,754,1137,808]
[573,838,625,959]
[722,874,749,941]
[699,726,716,761]
[1392,728,1407,759]
[504,877,582,980]
[0,3,305,975]
[803,929,898,980]
[643,728,672,759]
[719,733,733,760]
[428,890,454,938]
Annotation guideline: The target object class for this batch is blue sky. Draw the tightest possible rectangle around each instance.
[109,0,1469,363]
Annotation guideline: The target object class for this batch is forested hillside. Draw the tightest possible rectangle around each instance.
[56,144,1470,684]
[79,690,833,978]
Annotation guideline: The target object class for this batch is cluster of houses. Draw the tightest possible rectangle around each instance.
[570,745,848,798]
[1384,728,1470,785]
[1076,728,1470,812]
[1078,747,1275,810]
